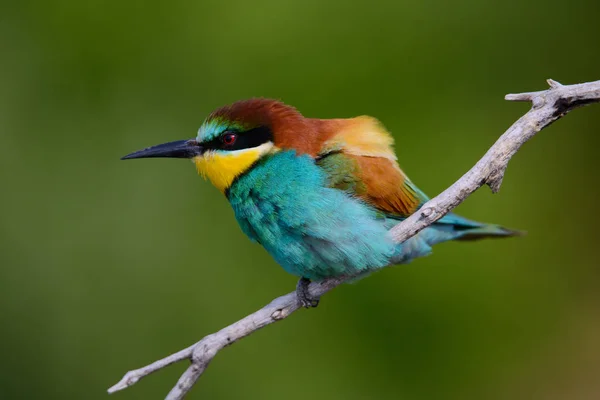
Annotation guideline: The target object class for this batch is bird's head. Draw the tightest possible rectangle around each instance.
[122,99,314,193]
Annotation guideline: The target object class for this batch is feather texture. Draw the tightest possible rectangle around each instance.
[314,116,424,217]
[227,151,395,280]
[199,99,519,280]
[227,150,519,280]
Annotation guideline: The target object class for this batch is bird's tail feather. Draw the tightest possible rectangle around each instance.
[436,213,524,241]
[454,224,524,241]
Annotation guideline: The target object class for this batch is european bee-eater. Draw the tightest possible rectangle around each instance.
[122,99,519,307]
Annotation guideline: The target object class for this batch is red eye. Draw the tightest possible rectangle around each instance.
[222,133,237,146]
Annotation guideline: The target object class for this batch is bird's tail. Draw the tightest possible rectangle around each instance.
[436,213,524,241]
[453,223,524,241]
[386,212,522,265]
[402,181,523,241]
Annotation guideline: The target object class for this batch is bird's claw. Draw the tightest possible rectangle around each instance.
[296,277,320,308]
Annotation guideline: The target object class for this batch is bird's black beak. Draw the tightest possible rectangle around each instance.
[121,139,203,160]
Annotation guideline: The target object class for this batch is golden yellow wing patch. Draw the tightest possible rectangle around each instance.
[321,116,397,161]
[318,116,424,217]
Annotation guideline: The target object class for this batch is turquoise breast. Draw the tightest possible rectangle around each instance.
[226,151,396,280]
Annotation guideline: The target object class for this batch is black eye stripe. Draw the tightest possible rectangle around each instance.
[202,126,273,151]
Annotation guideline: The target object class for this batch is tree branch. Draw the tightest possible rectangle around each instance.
[108,79,600,399]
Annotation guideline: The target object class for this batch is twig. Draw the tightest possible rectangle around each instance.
[108,79,600,399]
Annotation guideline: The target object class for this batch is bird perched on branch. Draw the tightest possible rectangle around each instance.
[122,99,519,307]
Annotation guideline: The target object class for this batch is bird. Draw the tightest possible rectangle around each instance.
[122,99,520,307]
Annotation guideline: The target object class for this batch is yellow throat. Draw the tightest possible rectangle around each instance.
[193,142,274,193]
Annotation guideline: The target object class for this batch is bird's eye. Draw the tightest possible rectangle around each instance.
[222,132,237,146]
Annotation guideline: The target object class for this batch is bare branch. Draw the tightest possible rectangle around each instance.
[390,79,600,241]
[108,79,600,399]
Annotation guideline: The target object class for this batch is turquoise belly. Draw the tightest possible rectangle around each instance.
[227,151,395,280]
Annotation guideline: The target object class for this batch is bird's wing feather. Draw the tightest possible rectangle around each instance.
[316,116,428,218]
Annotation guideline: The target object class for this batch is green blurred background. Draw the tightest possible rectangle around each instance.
[1,0,599,399]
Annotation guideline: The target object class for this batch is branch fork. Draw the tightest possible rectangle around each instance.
[109,79,600,399]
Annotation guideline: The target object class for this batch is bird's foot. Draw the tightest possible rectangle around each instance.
[296,278,320,308]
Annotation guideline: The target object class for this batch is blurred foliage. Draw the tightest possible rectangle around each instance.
[1,0,599,399]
